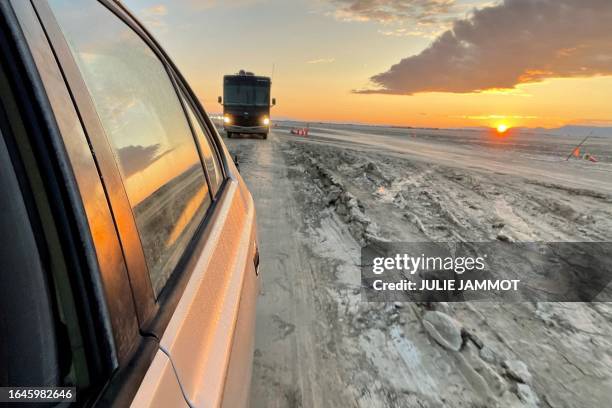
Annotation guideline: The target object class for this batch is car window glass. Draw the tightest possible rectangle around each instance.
[49,0,211,296]
[181,95,223,196]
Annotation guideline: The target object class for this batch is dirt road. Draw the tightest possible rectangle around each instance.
[224,127,612,408]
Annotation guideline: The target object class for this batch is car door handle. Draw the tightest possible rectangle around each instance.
[253,246,260,275]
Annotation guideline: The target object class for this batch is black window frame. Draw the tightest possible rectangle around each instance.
[0,83,65,392]
[177,83,227,198]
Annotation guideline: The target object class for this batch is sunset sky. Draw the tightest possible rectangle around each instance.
[122,0,612,129]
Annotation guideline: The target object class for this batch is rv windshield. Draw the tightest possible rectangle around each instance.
[224,81,270,107]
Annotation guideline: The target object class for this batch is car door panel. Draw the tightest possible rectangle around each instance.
[131,351,189,408]
[159,180,258,407]
[221,230,259,408]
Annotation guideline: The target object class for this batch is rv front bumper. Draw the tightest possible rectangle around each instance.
[225,125,269,134]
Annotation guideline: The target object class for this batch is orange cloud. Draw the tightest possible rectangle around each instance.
[307,58,336,64]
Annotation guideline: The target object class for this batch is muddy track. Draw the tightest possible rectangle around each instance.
[225,131,612,408]
[285,138,612,243]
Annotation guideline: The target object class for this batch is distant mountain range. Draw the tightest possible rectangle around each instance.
[431,125,612,137]
[264,118,612,137]
[526,125,612,137]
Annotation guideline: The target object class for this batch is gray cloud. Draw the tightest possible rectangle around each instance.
[117,144,174,178]
[329,0,456,23]
[183,0,265,9]
[357,0,612,95]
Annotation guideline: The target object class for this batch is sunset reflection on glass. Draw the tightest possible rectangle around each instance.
[50,0,211,295]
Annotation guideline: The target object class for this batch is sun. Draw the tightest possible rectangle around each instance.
[496,124,509,134]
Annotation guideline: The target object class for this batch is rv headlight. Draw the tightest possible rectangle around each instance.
[263,117,270,126]
[224,115,231,124]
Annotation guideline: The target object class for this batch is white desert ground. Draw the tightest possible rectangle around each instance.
[223,123,612,408]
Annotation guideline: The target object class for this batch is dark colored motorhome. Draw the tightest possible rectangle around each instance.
[219,70,275,139]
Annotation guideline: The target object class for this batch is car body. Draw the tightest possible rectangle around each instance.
[0,1,259,406]
[220,71,274,139]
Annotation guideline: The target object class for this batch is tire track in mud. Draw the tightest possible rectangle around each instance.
[279,139,524,408]
[287,137,612,243]
[282,149,423,407]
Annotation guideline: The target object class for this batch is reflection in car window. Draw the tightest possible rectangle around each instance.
[49,1,211,296]
[181,96,224,196]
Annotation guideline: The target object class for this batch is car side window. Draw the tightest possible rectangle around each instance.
[48,1,212,296]
[181,95,224,196]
